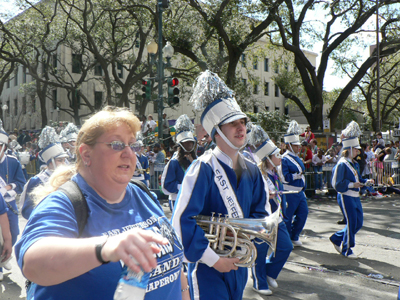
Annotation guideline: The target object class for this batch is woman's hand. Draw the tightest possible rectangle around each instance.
[101,228,168,273]
[213,257,240,273]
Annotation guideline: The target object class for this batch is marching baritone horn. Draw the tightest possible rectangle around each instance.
[194,208,280,267]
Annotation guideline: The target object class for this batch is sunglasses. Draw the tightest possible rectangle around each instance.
[98,141,141,152]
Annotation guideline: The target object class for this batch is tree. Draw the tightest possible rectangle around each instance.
[162,0,285,110]
[247,110,289,142]
[269,0,400,131]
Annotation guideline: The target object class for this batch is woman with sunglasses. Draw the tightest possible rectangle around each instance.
[15,107,189,300]
[20,126,69,220]
[248,125,293,296]
[161,114,196,211]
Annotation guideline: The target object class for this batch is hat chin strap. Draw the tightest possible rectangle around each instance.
[0,144,5,158]
[215,127,247,152]
[178,141,196,153]
[266,156,277,170]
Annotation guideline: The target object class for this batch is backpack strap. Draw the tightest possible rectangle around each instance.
[58,180,88,237]
[130,179,156,202]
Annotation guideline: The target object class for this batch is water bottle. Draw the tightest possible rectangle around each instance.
[113,265,150,300]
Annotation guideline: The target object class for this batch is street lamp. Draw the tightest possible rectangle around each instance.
[1,105,8,131]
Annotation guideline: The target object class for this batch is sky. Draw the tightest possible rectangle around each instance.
[0,1,377,92]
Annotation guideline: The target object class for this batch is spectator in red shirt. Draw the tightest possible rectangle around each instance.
[300,126,315,143]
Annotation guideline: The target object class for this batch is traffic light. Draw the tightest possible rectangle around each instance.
[142,79,152,100]
[167,77,179,106]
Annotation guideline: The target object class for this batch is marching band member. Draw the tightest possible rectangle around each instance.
[0,194,12,281]
[132,137,150,187]
[20,126,68,219]
[172,71,271,300]
[330,121,373,259]
[161,114,196,211]
[0,124,26,279]
[281,120,308,247]
[248,125,293,295]
[60,123,79,163]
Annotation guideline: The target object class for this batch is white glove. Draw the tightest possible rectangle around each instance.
[293,173,303,180]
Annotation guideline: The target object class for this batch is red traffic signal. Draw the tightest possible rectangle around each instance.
[170,78,179,87]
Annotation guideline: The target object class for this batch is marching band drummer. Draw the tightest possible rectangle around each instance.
[20,126,69,219]
[172,71,271,300]
[330,121,373,259]
[248,125,293,296]
[161,114,196,212]
[281,120,308,247]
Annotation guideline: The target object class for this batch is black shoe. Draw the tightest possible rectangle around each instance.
[337,219,346,225]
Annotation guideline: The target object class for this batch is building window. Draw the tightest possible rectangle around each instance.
[72,54,82,74]
[14,99,18,116]
[275,106,280,111]
[53,54,58,74]
[116,93,122,106]
[274,63,279,74]
[275,84,279,97]
[284,63,289,71]
[264,58,269,72]
[265,106,269,111]
[14,69,18,86]
[22,97,26,114]
[253,105,258,113]
[31,97,36,113]
[94,64,102,76]
[153,101,158,112]
[94,91,103,110]
[241,54,246,67]
[117,63,123,78]
[264,81,269,96]
[285,106,289,115]
[23,67,27,83]
[253,84,258,94]
[6,79,10,89]
[135,32,140,48]
[242,78,247,85]
[253,60,258,70]
[52,89,57,109]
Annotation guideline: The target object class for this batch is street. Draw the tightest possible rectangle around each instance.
[1,195,399,299]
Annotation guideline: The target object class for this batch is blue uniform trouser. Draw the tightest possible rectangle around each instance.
[284,192,308,241]
[188,262,247,300]
[337,193,344,217]
[330,195,363,256]
[313,166,323,189]
[252,221,293,290]
[22,168,28,181]
[0,200,19,273]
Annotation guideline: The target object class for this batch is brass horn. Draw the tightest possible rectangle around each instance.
[194,208,280,267]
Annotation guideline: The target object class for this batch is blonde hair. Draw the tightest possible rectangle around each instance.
[31,106,140,206]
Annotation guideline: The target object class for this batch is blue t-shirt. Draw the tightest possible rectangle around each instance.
[15,173,184,300]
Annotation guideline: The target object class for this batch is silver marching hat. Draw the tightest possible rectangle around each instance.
[38,126,68,165]
[284,120,301,145]
[341,121,362,150]
[248,124,280,161]
[190,70,247,141]
[175,114,195,144]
